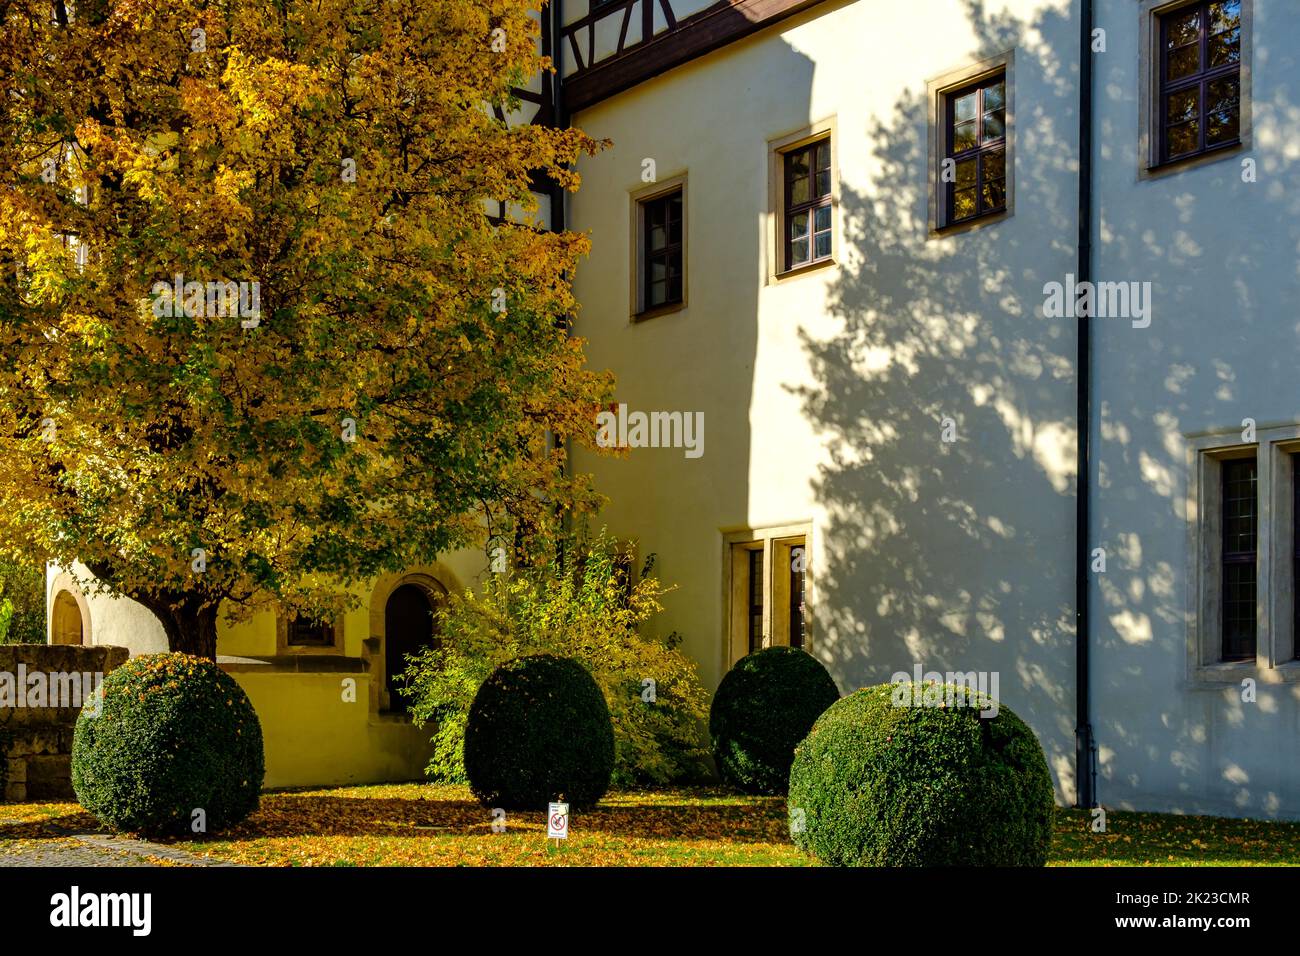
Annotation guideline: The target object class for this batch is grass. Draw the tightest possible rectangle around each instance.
[3,784,1300,866]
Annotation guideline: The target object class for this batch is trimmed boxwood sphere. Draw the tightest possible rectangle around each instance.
[72,652,264,837]
[710,647,840,795]
[464,654,614,811]
[788,682,1055,866]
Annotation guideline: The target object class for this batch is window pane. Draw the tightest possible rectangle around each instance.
[648,280,666,307]
[983,109,1005,140]
[789,548,806,650]
[815,141,830,171]
[955,92,977,121]
[790,237,809,266]
[1170,119,1196,157]
[1166,87,1199,124]
[1210,0,1241,33]
[748,550,763,654]
[1206,105,1239,145]
[1166,9,1200,48]
[665,274,682,303]
[953,119,977,152]
[984,81,1005,111]
[1221,457,1257,662]
[955,156,977,188]
[1208,27,1240,67]
[814,205,831,232]
[790,211,809,239]
[1166,43,1200,82]
[814,230,831,259]
[1166,120,1199,156]
[787,149,810,205]
[815,167,831,198]
[983,148,1005,182]
[1206,76,1239,144]
[982,178,1006,212]
[649,222,667,251]
[952,188,976,221]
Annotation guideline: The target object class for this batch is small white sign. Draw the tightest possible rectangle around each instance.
[547,802,569,839]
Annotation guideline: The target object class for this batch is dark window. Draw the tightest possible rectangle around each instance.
[641,189,682,311]
[747,549,763,654]
[1221,456,1256,662]
[944,73,1007,225]
[1159,0,1241,164]
[783,139,832,271]
[287,615,335,648]
[789,546,806,650]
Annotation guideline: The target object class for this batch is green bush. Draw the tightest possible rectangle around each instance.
[788,681,1055,866]
[709,647,840,795]
[71,652,265,836]
[400,533,709,787]
[0,558,44,645]
[463,654,614,811]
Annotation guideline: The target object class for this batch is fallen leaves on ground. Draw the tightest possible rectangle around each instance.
[3,788,1300,866]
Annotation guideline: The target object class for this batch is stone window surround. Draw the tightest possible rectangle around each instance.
[629,173,688,322]
[1137,0,1253,181]
[1187,423,1300,685]
[276,610,345,656]
[765,117,839,284]
[721,522,813,671]
[926,48,1016,237]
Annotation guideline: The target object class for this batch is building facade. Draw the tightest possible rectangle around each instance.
[559,0,1298,820]
[59,0,1300,818]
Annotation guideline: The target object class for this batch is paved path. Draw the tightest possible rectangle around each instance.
[0,827,234,867]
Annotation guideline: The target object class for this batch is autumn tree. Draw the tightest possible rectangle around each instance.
[0,0,610,658]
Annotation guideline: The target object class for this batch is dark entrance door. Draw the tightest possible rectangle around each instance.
[384,584,434,712]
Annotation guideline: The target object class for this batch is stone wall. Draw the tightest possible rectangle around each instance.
[0,644,128,802]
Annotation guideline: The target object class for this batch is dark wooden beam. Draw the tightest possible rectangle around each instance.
[565,0,829,114]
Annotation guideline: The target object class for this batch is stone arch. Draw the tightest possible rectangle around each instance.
[367,564,458,714]
[47,572,91,646]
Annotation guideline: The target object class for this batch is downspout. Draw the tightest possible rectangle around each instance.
[1074,0,1097,809]
[552,0,576,542]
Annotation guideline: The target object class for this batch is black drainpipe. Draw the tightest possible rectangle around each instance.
[551,0,575,542]
[1074,0,1097,809]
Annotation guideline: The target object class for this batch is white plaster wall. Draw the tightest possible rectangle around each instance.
[569,0,1082,800]
[47,562,167,655]
[1089,0,1300,818]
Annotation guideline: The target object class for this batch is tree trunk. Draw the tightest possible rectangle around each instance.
[159,604,220,661]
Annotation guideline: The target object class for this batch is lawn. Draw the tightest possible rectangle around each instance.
[3,784,1300,866]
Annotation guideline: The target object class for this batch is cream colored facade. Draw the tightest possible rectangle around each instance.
[46,554,489,789]
[563,0,1300,819]
[568,0,1082,801]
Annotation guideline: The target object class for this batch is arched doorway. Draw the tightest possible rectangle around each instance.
[383,584,437,712]
[50,590,84,645]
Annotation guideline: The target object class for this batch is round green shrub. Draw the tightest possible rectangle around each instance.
[709,647,840,795]
[463,654,614,811]
[72,652,264,836]
[788,681,1055,866]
